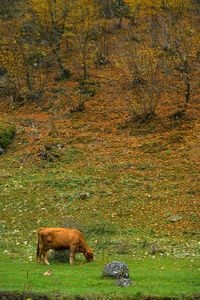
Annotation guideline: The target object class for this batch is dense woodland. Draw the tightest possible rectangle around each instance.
[0,0,199,121]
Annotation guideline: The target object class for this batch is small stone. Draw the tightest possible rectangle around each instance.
[115,278,134,287]
[78,192,90,200]
[167,215,183,222]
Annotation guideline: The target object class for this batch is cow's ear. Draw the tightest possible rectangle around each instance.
[87,249,94,254]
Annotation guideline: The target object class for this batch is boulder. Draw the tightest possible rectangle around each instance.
[103,261,129,278]
[115,278,134,287]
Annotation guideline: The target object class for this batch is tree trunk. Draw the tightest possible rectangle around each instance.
[185,78,190,110]
[183,60,190,110]
[104,0,113,18]
[82,52,87,79]
[117,0,123,28]
[52,41,66,77]
[26,71,33,91]
[48,1,68,77]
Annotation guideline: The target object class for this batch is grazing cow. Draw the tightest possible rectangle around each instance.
[37,227,94,265]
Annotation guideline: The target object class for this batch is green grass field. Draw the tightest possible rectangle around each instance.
[0,249,200,299]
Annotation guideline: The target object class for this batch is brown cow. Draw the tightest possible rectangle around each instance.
[37,227,94,265]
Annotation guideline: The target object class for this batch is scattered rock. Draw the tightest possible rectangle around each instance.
[148,242,164,255]
[78,191,91,200]
[170,110,185,120]
[38,143,61,161]
[115,278,134,287]
[0,147,3,155]
[168,215,183,222]
[103,261,129,278]
[0,67,7,77]
[63,217,82,231]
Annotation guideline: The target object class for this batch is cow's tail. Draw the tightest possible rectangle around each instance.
[37,238,39,259]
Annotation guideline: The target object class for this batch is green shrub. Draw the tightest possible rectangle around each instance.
[83,220,117,236]
[77,77,99,97]
[0,121,15,149]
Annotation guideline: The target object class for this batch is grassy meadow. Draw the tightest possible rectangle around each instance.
[0,250,200,299]
[0,120,200,299]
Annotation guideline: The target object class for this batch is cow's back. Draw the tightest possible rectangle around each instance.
[51,228,81,246]
[38,228,82,250]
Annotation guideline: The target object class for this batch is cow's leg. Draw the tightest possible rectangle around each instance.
[69,245,76,264]
[37,249,42,263]
[37,243,43,263]
[43,250,50,265]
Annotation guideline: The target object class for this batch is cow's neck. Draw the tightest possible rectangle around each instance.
[79,239,89,253]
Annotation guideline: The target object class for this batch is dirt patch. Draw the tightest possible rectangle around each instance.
[0,291,49,300]
[0,291,200,300]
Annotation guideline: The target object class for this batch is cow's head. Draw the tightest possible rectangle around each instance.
[84,249,94,262]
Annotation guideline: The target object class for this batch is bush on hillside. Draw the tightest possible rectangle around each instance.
[0,121,15,149]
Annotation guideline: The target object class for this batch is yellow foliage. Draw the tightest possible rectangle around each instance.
[28,0,69,31]
[124,0,193,17]
[0,22,26,80]
[162,0,192,10]
[69,0,99,31]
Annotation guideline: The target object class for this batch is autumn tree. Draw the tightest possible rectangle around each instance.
[0,0,21,19]
[0,19,45,101]
[93,19,110,66]
[97,0,114,19]
[115,0,123,28]
[124,0,193,35]
[97,0,128,28]
[68,0,100,79]
[162,19,200,115]
[162,0,192,16]
[27,0,71,78]
[117,33,163,122]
